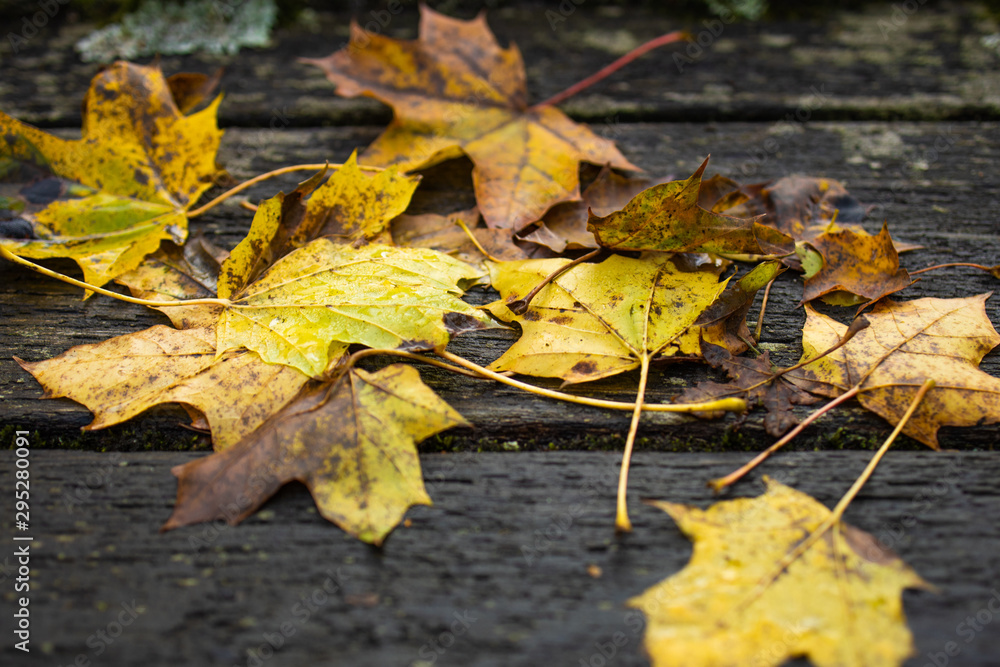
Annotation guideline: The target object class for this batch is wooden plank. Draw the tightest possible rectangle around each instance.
[3,121,999,450]
[2,3,999,126]
[0,450,998,666]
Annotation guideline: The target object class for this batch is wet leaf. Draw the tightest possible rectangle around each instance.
[484,253,731,384]
[800,222,913,307]
[16,325,310,451]
[302,5,637,231]
[786,295,1000,448]
[0,61,224,287]
[216,239,497,378]
[163,364,467,545]
[630,477,928,667]
[587,158,792,255]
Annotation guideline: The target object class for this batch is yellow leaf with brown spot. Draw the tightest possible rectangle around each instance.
[587,157,792,255]
[162,364,467,545]
[800,222,913,307]
[484,253,733,384]
[302,5,637,231]
[217,154,420,300]
[631,477,929,667]
[16,325,310,451]
[786,295,1000,448]
[0,61,224,287]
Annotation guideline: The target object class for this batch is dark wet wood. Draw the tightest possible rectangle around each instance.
[1,450,999,666]
[2,5,1000,666]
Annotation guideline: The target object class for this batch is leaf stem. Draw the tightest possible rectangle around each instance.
[455,218,503,263]
[0,245,230,307]
[436,349,745,414]
[616,354,650,533]
[909,262,998,276]
[187,163,385,218]
[708,385,860,492]
[753,274,777,342]
[507,248,602,315]
[532,31,691,109]
[742,379,935,606]
[339,348,485,380]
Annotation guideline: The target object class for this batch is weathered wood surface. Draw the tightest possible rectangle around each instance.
[2,121,999,450]
[1,450,999,666]
[2,5,1000,666]
[2,2,1000,127]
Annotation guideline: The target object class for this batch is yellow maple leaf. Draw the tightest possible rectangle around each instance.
[302,5,637,231]
[630,477,929,667]
[786,295,1000,448]
[1,61,224,287]
[17,325,310,451]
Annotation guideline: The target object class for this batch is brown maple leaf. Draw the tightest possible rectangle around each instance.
[301,5,638,231]
[678,342,820,437]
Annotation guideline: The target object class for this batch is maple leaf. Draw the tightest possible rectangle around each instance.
[630,477,929,667]
[16,325,309,451]
[677,342,820,437]
[217,154,420,299]
[587,157,793,255]
[0,61,224,287]
[485,253,732,385]
[799,222,913,307]
[785,295,1000,448]
[162,364,467,545]
[216,239,497,378]
[302,5,637,231]
[116,236,229,329]
[520,167,662,253]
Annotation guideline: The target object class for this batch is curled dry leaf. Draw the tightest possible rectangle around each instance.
[786,295,1000,448]
[587,157,793,255]
[484,253,732,385]
[163,364,467,545]
[16,325,309,451]
[800,222,913,308]
[630,477,929,667]
[0,61,224,287]
[302,5,637,231]
[677,342,820,437]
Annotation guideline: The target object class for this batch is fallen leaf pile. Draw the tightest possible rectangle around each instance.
[4,7,1000,665]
